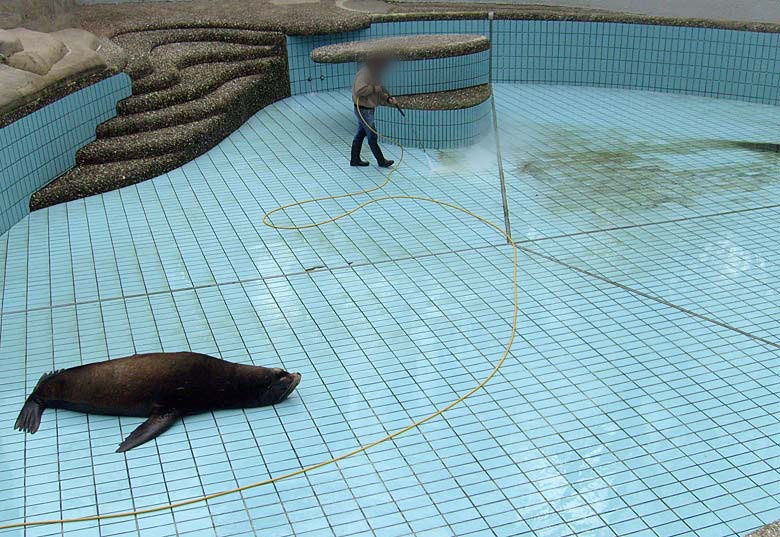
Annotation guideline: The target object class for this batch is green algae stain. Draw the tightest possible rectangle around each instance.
[513,129,780,216]
[728,141,780,154]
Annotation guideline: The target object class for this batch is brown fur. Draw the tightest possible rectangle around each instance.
[15,352,301,451]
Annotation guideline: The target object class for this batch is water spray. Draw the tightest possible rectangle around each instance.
[386,91,436,171]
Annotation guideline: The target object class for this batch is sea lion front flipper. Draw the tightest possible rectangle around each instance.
[116,409,180,453]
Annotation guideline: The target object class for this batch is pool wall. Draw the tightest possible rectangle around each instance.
[287,20,780,105]
[304,49,490,96]
[384,51,490,95]
[3,18,779,234]
[0,73,131,236]
[374,101,492,149]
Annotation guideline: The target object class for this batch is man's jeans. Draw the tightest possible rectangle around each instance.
[353,106,383,161]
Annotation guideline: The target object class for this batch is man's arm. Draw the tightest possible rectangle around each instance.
[355,82,383,98]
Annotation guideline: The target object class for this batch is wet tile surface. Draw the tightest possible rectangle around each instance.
[1,85,779,536]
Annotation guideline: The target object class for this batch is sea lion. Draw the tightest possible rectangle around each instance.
[14,352,302,452]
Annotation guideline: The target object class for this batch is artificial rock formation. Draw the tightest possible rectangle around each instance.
[0,27,114,116]
[29,28,290,210]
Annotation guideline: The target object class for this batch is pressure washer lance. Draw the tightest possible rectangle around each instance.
[392,99,406,117]
[381,88,405,117]
[386,92,428,157]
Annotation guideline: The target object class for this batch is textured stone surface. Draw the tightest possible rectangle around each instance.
[383,83,491,110]
[310,33,489,62]
[77,0,372,37]
[0,32,24,57]
[390,0,780,24]
[96,71,271,136]
[29,28,290,211]
[75,0,780,40]
[6,29,67,75]
[749,522,780,537]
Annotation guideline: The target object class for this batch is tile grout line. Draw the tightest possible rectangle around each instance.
[516,243,780,350]
[4,200,778,317]
[0,242,504,316]
[518,202,780,244]
[6,231,779,357]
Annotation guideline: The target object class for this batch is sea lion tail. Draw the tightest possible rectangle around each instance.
[14,370,61,434]
[14,397,44,434]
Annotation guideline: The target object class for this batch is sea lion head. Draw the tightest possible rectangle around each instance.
[258,368,302,405]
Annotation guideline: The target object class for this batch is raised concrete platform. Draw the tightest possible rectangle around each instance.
[386,83,491,110]
[310,33,490,62]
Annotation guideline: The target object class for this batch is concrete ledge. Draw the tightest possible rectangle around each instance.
[310,33,489,62]
[384,83,490,110]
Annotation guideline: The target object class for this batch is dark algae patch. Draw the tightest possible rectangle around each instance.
[729,141,780,153]
[514,129,780,216]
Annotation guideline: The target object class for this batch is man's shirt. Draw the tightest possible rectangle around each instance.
[352,66,386,108]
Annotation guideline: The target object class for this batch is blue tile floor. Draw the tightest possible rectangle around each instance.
[1,84,779,537]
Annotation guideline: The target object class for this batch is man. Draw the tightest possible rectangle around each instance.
[351,56,397,168]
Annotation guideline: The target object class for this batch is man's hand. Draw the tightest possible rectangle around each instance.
[387,96,398,105]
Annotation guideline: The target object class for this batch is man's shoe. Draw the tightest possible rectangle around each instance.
[378,159,395,168]
[351,159,370,167]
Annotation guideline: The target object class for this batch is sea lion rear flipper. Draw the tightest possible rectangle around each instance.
[116,410,180,453]
[14,370,63,434]
[14,398,44,434]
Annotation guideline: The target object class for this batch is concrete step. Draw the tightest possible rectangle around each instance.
[30,150,192,211]
[118,56,280,115]
[131,41,277,96]
[96,71,274,138]
[29,27,290,211]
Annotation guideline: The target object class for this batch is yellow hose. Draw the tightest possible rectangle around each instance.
[0,99,518,531]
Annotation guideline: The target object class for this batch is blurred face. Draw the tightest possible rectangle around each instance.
[367,57,389,75]
[259,368,302,406]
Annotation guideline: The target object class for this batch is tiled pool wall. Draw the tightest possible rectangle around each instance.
[0,73,132,236]
[369,49,490,148]
[287,21,490,95]
[384,50,490,94]
[297,50,489,96]
[287,19,780,105]
[3,20,778,234]
[374,100,492,149]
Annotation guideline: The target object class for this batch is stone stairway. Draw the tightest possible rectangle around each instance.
[30,27,291,211]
